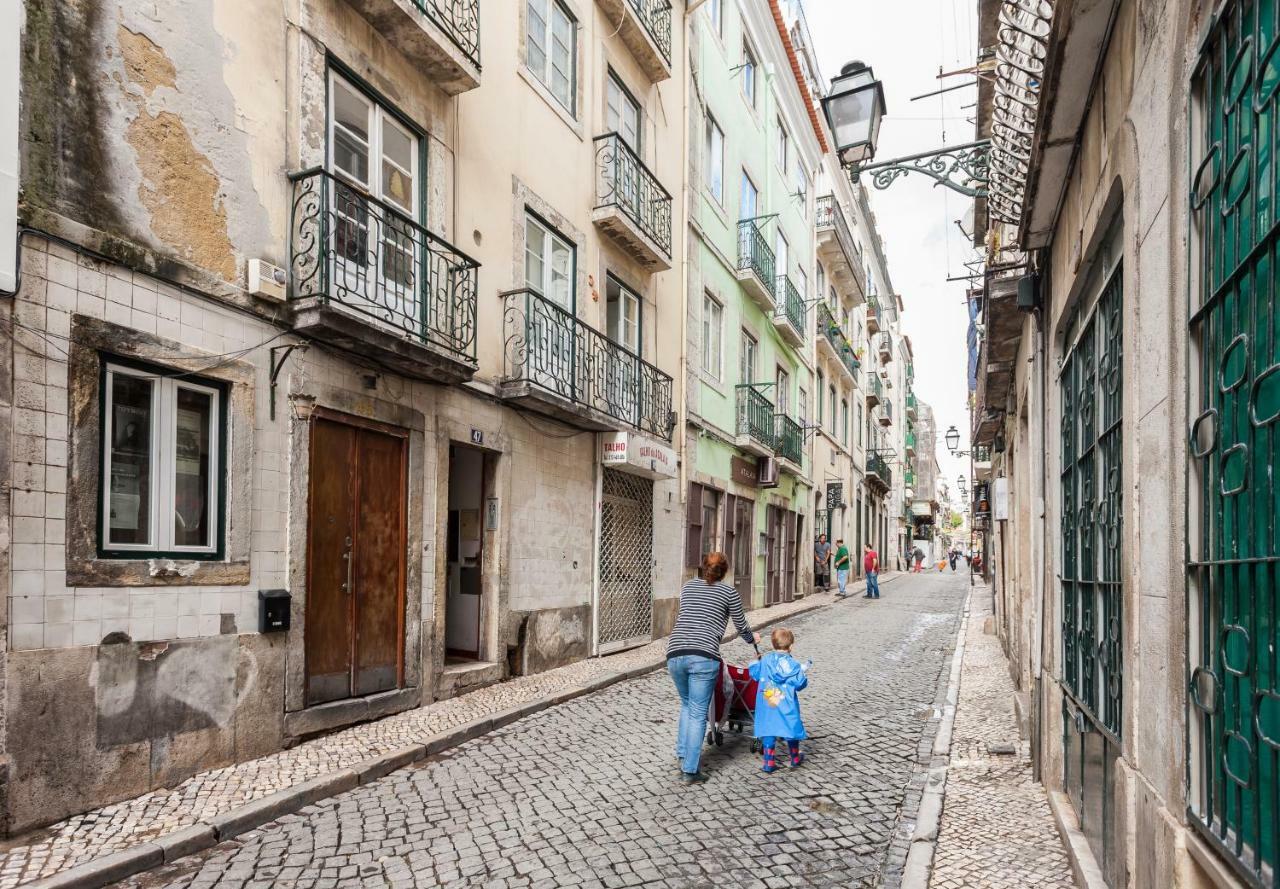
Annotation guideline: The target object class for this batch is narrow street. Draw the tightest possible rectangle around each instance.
[117,574,965,889]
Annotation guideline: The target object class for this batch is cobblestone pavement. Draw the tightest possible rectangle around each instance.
[0,578,900,888]
[928,581,1075,889]
[110,572,965,889]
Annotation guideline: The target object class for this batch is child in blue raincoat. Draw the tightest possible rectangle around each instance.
[749,627,811,772]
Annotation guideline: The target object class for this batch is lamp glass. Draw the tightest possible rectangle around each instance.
[821,65,885,165]
[945,426,960,451]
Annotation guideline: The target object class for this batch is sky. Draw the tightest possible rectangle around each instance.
[804,0,980,514]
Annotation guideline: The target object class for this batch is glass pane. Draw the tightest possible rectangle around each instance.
[380,117,415,213]
[174,387,214,548]
[740,173,757,220]
[526,0,547,73]
[107,374,153,546]
[607,279,621,341]
[525,218,546,291]
[332,81,370,185]
[551,4,573,108]
[550,238,572,308]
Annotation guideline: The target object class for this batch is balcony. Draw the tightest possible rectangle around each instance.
[592,133,673,270]
[772,275,806,346]
[866,453,892,490]
[878,400,893,427]
[595,0,672,82]
[735,385,776,457]
[735,220,777,311]
[498,288,674,440]
[816,302,860,384]
[906,393,918,418]
[865,375,883,408]
[905,429,916,456]
[288,168,480,382]
[775,414,803,474]
[878,332,893,363]
[345,0,479,93]
[815,195,864,304]
[866,296,881,334]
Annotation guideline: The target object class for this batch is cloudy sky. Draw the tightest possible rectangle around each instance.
[805,0,980,511]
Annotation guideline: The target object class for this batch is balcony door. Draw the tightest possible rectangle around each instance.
[606,73,642,214]
[328,72,421,333]
[605,275,641,420]
[524,213,576,397]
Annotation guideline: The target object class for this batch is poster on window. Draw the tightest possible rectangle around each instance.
[110,463,142,531]
[176,408,205,475]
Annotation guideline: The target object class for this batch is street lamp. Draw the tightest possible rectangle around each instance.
[821,61,887,166]
[945,425,961,453]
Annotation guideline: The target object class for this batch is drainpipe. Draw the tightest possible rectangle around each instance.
[0,0,21,294]
[677,1,698,512]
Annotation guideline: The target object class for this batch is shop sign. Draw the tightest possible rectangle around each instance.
[598,431,676,479]
[826,483,845,509]
[993,477,1009,521]
[731,456,758,487]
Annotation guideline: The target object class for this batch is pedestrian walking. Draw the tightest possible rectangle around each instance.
[750,627,810,773]
[667,552,761,784]
[949,549,958,572]
[863,543,881,599]
[912,546,925,573]
[814,534,832,592]
[832,539,852,597]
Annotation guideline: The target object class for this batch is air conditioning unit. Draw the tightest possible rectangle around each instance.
[248,259,287,302]
[757,457,779,488]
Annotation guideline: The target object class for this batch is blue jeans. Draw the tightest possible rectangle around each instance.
[866,570,880,598]
[668,655,720,775]
[836,568,849,594]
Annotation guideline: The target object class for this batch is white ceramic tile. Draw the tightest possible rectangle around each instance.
[11,624,44,650]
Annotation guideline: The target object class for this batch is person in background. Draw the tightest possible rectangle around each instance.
[863,542,881,599]
[912,546,925,573]
[750,627,810,773]
[814,534,832,592]
[667,552,761,784]
[832,539,852,597]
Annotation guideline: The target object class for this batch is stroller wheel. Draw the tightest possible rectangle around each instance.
[751,739,762,754]
[713,729,724,747]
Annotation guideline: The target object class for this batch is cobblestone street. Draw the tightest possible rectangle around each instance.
[107,573,964,889]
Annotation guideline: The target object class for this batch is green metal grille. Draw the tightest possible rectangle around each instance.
[1059,267,1124,739]
[1189,2,1280,880]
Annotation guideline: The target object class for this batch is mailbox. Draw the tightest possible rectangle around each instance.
[259,589,290,633]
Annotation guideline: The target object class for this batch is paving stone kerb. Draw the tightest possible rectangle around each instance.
[116,572,964,889]
[17,575,905,889]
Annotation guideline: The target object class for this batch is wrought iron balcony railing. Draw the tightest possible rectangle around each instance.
[501,288,674,440]
[906,430,917,451]
[816,302,860,381]
[737,220,776,295]
[775,414,803,466]
[906,392,918,416]
[735,385,776,448]
[289,167,480,362]
[774,275,805,337]
[815,194,861,270]
[867,453,892,488]
[627,0,672,66]
[868,375,884,403]
[412,0,480,69]
[593,133,673,258]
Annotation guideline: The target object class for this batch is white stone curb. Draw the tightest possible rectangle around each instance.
[899,586,973,889]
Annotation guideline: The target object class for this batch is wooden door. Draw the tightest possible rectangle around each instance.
[732,498,754,610]
[765,505,780,606]
[306,414,407,706]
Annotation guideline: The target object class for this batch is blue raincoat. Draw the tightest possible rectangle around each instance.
[749,652,809,740]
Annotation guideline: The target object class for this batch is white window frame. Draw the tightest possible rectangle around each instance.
[777,118,790,173]
[524,211,576,310]
[707,0,722,35]
[101,362,223,556]
[741,41,758,108]
[706,115,725,203]
[776,367,790,414]
[606,274,641,354]
[526,0,577,115]
[607,71,641,152]
[740,330,758,384]
[702,291,724,381]
[740,170,759,221]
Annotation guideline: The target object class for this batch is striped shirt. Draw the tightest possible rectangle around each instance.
[666,578,755,661]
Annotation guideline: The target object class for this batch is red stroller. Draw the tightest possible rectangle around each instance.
[708,646,764,753]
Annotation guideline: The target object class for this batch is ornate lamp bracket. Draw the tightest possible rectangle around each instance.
[850,139,991,199]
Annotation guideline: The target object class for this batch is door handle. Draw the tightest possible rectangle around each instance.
[342,536,353,595]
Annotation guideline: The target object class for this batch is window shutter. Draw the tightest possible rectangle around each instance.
[685,483,702,568]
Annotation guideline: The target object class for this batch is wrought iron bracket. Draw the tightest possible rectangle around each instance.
[269,341,309,421]
[849,139,991,199]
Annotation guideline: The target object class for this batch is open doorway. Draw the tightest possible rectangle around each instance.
[446,444,489,664]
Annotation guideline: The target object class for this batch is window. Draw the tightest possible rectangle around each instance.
[857,402,863,447]
[524,212,575,309]
[328,71,421,309]
[705,115,725,202]
[527,0,576,114]
[741,41,758,108]
[101,360,226,557]
[828,385,836,434]
[740,170,758,221]
[707,0,722,35]
[685,482,722,567]
[740,330,757,384]
[795,268,808,303]
[775,230,790,280]
[841,398,849,446]
[798,387,807,427]
[607,72,641,151]
[816,372,825,423]
[793,158,807,205]
[777,118,789,172]
[606,275,640,353]
[775,367,789,414]
[702,292,723,380]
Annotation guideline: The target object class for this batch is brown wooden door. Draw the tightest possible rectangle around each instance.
[732,498,754,610]
[306,415,407,706]
[765,505,780,606]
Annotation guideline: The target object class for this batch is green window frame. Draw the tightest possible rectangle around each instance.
[1188,2,1280,881]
